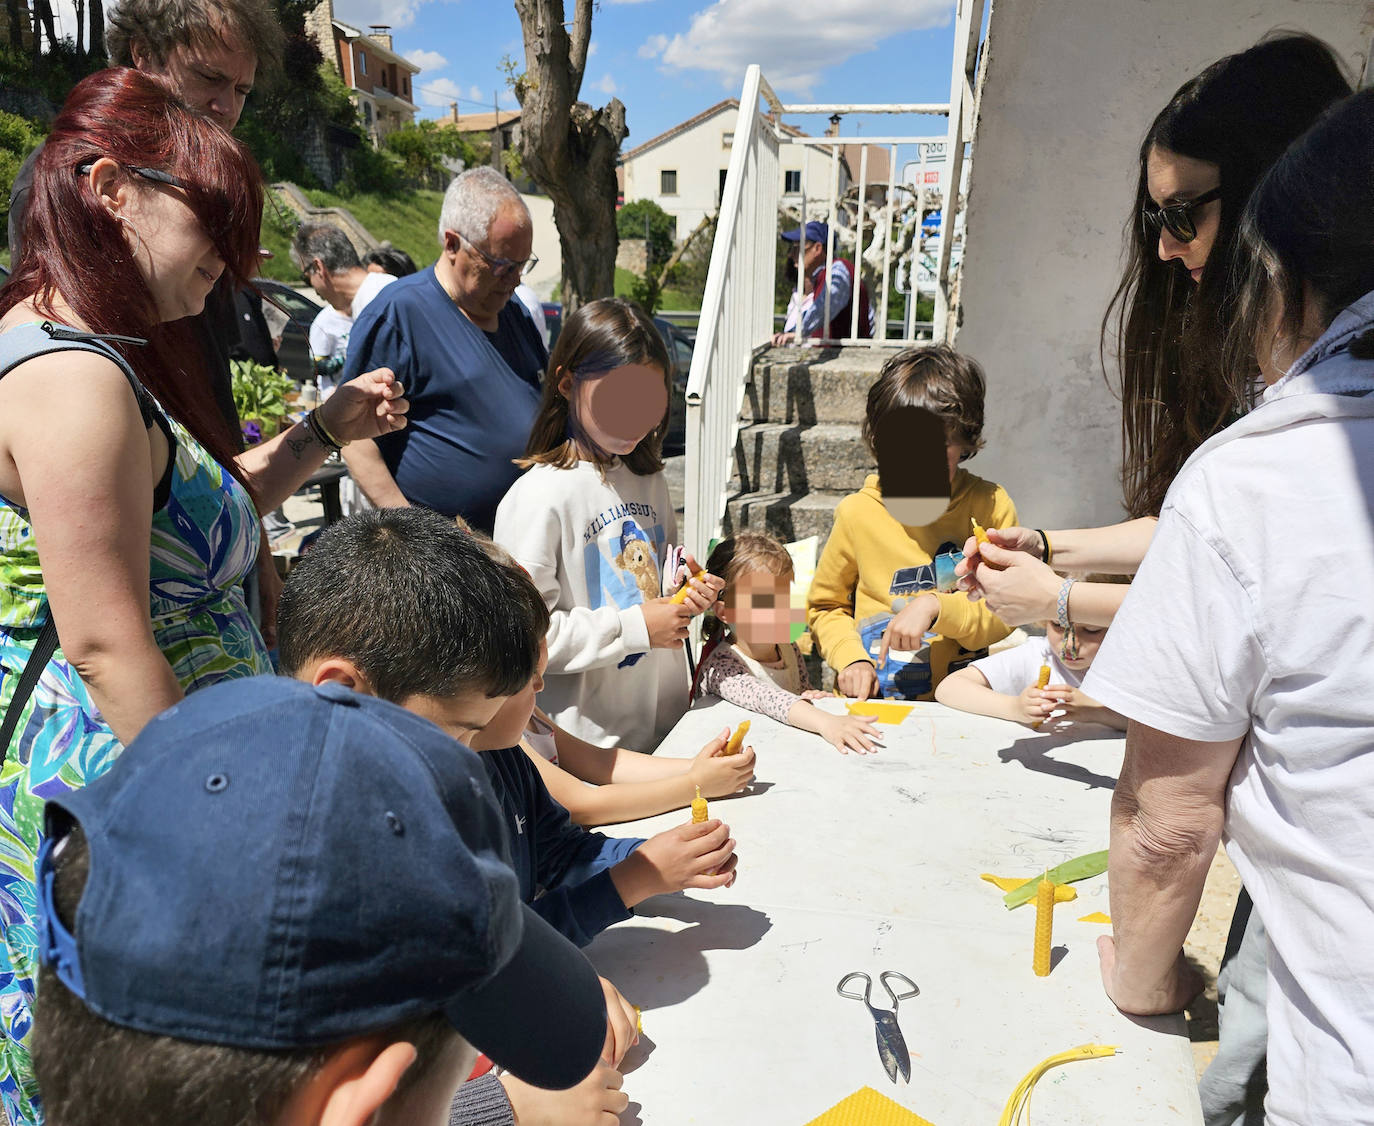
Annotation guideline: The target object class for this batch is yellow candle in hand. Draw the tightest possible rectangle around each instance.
[971,517,990,545]
[691,786,709,824]
[670,569,709,604]
[1033,874,1055,977]
[723,719,750,756]
[1032,664,1052,729]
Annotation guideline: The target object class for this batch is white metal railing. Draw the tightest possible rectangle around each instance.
[683,0,986,553]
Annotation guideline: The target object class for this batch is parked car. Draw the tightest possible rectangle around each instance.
[655,317,694,458]
[254,279,323,385]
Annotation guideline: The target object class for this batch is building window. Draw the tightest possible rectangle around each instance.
[358,50,367,75]
[718,168,728,199]
[380,69,388,88]
[722,131,734,148]
[363,102,373,125]
[784,169,801,194]
[660,169,677,195]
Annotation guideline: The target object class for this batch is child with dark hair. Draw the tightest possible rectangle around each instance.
[808,344,1017,701]
[695,532,882,754]
[494,297,722,753]
[31,676,609,1126]
[278,508,739,1124]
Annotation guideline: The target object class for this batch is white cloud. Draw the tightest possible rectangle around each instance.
[468,85,485,102]
[405,49,448,71]
[644,0,951,95]
[637,33,669,60]
[417,76,465,108]
[333,0,432,31]
[590,73,619,96]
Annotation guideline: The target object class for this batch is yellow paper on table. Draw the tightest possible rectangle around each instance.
[1078,911,1111,924]
[846,700,915,724]
[804,1086,939,1126]
[981,873,1077,904]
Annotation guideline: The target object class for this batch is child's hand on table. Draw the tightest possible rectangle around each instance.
[838,660,879,701]
[815,709,882,754]
[1015,683,1058,725]
[641,597,692,649]
[689,728,756,796]
[878,592,939,666]
[1041,685,1120,728]
[612,820,738,905]
[499,1060,628,1126]
[599,976,639,1067]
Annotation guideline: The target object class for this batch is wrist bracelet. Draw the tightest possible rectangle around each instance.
[1056,578,1075,629]
[1036,528,1053,564]
[305,408,346,451]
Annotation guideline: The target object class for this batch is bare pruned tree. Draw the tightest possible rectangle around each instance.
[511,0,627,313]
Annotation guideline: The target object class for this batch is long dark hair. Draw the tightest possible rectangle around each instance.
[1102,34,1350,518]
[1225,88,1374,396]
[0,67,265,481]
[520,297,671,477]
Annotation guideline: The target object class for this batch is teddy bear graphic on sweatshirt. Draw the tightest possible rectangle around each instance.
[613,524,662,603]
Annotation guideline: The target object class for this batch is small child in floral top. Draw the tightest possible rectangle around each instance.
[695,533,882,754]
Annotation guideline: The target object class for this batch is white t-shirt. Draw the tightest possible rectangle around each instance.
[970,634,1083,696]
[514,283,550,349]
[1084,292,1374,1126]
[307,272,396,392]
[494,460,686,751]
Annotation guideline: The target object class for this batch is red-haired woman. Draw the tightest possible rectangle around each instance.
[0,69,407,1123]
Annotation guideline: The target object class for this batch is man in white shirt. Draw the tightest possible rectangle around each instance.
[292,222,396,393]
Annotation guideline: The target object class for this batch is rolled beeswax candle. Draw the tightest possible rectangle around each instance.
[1032,664,1052,729]
[723,719,750,756]
[670,569,709,604]
[1033,875,1055,977]
[691,786,709,824]
[971,517,990,544]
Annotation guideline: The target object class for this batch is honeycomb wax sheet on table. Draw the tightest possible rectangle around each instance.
[588,697,1200,1124]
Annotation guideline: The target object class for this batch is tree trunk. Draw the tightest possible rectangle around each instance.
[512,0,628,313]
[89,0,105,59]
[31,0,58,57]
[74,0,84,55]
[5,0,24,52]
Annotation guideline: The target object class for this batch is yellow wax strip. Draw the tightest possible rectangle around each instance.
[1032,663,1052,729]
[846,700,914,724]
[1078,911,1111,924]
[690,785,708,824]
[980,874,1076,903]
[1032,875,1054,977]
[633,1005,643,1035]
[971,516,990,544]
[998,1044,1119,1126]
[722,719,750,755]
[670,569,708,604]
[804,1086,941,1126]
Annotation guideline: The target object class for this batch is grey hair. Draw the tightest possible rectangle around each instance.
[291,223,361,275]
[438,167,528,247]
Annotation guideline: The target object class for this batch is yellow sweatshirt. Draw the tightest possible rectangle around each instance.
[807,471,1018,698]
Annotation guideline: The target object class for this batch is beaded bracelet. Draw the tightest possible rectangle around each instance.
[305,408,346,452]
[1055,577,1075,629]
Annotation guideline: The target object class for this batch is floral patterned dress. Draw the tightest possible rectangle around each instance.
[0,323,271,1126]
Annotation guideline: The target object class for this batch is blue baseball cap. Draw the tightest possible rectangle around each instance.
[781,220,831,245]
[37,676,607,1091]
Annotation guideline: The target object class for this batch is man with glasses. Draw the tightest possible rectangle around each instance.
[340,167,548,532]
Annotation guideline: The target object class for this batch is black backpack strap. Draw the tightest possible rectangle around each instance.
[0,616,58,768]
[0,321,156,428]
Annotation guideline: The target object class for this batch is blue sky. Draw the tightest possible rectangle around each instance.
[331,0,959,150]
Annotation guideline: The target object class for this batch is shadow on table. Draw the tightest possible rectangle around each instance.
[589,897,772,1014]
[997,735,1118,790]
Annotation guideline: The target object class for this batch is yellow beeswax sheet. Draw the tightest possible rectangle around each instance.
[1078,911,1111,924]
[846,700,915,724]
[804,1086,939,1126]
[980,874,1077,904]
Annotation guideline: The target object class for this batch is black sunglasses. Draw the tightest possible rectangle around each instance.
[76,162,192,192]
[1141,186,1222,244]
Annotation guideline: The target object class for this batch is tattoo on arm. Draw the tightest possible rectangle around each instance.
[285,434,311,460]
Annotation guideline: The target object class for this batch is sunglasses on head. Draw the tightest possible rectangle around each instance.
[1141,186,1221,244]
[76,161,192,192]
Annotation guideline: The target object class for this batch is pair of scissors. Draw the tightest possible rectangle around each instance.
[837,970,919,1084]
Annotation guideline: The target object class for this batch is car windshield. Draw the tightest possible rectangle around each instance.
[258,284,321,320]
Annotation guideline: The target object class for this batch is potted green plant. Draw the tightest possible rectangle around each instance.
[230,360,299,445]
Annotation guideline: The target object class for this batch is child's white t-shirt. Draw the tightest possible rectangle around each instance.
[969,635,1083,696]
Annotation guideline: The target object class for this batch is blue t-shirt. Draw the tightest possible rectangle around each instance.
[343,267,547,531]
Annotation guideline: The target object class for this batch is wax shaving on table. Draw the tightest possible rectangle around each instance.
[803,1085,939,1126]
[998,1044,1119,1126]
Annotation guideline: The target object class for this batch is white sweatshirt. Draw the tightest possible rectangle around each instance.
[493,460,688,751]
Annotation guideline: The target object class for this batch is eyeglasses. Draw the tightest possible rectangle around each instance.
[451,231,538,279]
[1141,186,1221,244]
[76,162,192,192]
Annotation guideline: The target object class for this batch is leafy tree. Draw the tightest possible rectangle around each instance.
[385,119,475,182]
[0,109,44,248]
[616,199,676,314]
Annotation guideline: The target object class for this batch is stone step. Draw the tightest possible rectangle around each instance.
[723,487,848,550]
[743,346,903,425]
[731,421,873,495]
